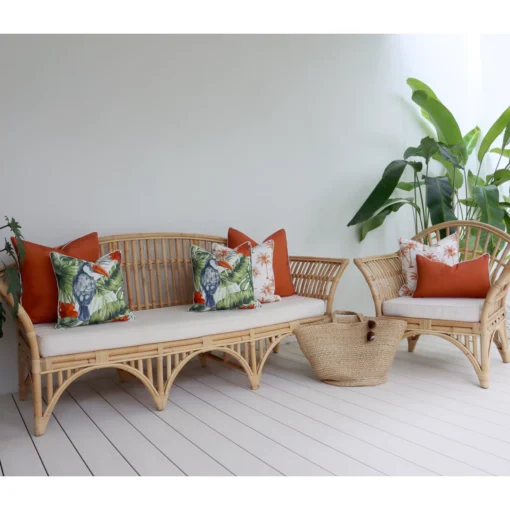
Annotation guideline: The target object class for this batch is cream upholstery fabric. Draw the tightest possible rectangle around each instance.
[36,295,326,357]
[383,296,484,323]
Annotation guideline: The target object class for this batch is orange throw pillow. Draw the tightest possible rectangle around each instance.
[12,233,99,324]
[413,254,491,299]
[227,228,295,297]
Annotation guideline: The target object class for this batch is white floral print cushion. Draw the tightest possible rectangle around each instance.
[398,232,459,296]
[214,241,281,304]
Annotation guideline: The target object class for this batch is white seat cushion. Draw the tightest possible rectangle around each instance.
[35,295,326,357]
[382,296,484,323]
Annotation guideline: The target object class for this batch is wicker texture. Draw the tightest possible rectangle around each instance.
[355,221,510,389]
[295,311,407,386]
[0,232,348,436]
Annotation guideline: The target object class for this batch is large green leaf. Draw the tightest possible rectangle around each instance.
[425,176,457,227]
[412,91,463,145]
[357,199,419,241]
[3,266,22,318]
[463,127,481,158]
[406,79,440,126]
[396,181,423,191]
[492,169,510,187]
[468,169,485,189]
[478,107,510,163]
[490,148,510,159]
[471,185,505,231]
[347,160,409,226]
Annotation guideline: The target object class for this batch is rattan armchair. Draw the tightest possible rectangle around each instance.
[355,221,510,389]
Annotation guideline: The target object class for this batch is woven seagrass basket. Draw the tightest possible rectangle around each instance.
[295,311,407,386]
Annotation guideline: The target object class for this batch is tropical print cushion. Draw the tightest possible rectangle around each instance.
[398,232,459,296]
[189,242,259,312]
[50,250,134,328]
[214,241,281,304]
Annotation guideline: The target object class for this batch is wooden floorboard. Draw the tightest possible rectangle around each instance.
[0,395,47,476]
[3,337,510,476]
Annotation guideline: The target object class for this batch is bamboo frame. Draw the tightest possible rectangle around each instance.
[0,232,348,436]
[355,221,510,389]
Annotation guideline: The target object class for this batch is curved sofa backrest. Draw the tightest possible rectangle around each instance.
[98,233,227,311]
[412,220,510,284]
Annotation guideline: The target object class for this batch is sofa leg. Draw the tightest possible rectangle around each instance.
[31,365,45,436]
[407,335,420,353]
[273,343,280,354]
[198,354,208,368]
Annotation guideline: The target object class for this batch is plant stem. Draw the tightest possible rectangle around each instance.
[416,174,427,228]
[0,225,9,230]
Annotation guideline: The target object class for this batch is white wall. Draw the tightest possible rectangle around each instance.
[0,35,486,394]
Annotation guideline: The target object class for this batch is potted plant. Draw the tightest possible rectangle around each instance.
[0,217,25,338]
[347,78,510,241]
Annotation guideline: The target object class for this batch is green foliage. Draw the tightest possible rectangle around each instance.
[347,160,409,226]
[348,77,510,241]
[358,199,419,241]
[425,176,457,226]
[0,217,25,338]
[478,108,510,163]
[472,185,505,231]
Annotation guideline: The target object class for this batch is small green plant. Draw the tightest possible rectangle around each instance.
[347,78,510,241]
[0,217,25,338]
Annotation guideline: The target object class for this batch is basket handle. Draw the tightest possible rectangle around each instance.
[331,310,365,323]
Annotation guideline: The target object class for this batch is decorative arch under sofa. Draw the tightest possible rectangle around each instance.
[0,232,348,436]
[355,220,510,389]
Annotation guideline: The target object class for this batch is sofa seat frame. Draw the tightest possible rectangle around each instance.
[1,233,348,436]
[355,221,510,389]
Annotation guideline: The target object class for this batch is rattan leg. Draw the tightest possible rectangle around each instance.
[198,353,208,367]
[407,335,420,353]
[31,364,46,436]
[273,343,280,354]
[478,332,490,389]
[496,324,510,363]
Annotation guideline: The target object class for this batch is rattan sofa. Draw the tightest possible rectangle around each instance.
[0,232,348,436]
[355,221,510,389]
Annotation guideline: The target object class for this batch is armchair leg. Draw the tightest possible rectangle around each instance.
[407,335,420,353]
[495,324,510,363]
[478,331,491,389]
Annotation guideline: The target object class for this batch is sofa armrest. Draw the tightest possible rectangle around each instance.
[0,270,40,358]
[289,256,349,315]
[354,253,402,316]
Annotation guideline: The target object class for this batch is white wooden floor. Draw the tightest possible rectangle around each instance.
[2,336,510,476]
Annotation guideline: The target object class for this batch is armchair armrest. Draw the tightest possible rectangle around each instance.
[482,264,510,324]
[289,256,349,315]
[354,253,403,316]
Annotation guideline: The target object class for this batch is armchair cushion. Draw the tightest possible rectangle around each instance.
[383,296,484,322]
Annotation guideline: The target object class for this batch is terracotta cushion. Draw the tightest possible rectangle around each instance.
[413,254,491,299]
[227,228,295,297]
[12,233,99,324]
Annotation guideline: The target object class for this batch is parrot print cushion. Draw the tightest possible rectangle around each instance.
[50,250,135,328]
[189,242,259,312]
[214,241,281,304]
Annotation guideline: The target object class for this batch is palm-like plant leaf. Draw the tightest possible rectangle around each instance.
[357,199,420,241]
[412,91,463,145]
[347,160,409,226]
[425,176,457,229]
[478,108,510,163]
[471,185,505,231]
